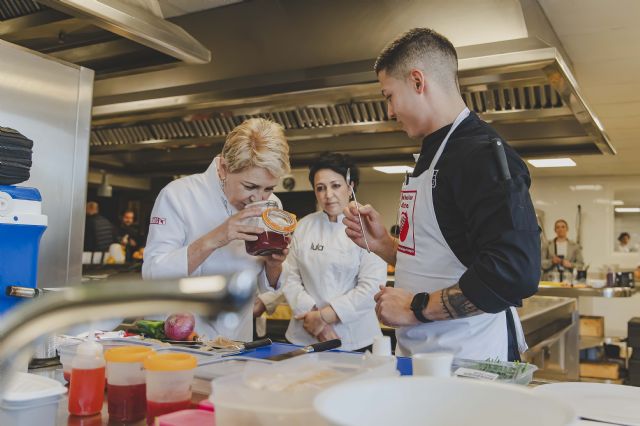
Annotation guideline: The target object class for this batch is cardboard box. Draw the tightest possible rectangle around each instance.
[580,316,605,337]
[579,361,619,379]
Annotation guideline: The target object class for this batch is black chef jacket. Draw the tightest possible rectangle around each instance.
[412,111,540,313]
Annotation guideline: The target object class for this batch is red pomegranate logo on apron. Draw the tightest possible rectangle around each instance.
[399,211,409,242]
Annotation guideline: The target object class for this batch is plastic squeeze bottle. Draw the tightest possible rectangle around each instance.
[68,339,106,416]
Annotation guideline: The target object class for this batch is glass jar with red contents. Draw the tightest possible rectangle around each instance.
[104,346,155,422]
[244,200,297,256]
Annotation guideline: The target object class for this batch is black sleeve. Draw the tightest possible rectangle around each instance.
[454,140,540,313]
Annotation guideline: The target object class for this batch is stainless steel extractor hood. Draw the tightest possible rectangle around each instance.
[0,0,212,74]
[87,36,614,176]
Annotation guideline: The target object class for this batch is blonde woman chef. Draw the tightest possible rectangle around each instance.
[142,118,290,341]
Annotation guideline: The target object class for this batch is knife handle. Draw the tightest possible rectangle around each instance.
[243,338,272,350]
[491,137,511,181]
[309,339,342,353]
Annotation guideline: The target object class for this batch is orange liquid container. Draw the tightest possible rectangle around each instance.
[68,340,105,416]
[68,367,106,415]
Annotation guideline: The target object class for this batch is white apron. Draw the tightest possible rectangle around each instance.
[395,107,526,360]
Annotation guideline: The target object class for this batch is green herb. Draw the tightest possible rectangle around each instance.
[131,319,166,340]
[471,358,529,379]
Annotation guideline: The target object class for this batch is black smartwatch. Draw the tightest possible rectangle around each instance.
[410,292,433,323]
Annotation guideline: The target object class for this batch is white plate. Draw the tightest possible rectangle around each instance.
[534,382,640,425]
[314,376,576,426]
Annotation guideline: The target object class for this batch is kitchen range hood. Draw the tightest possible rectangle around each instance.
[88,36,614,175]
[0,0,212,73]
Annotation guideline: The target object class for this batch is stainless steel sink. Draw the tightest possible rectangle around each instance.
[518,295,579,381]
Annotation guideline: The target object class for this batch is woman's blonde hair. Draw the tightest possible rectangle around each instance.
[221,118,290,177]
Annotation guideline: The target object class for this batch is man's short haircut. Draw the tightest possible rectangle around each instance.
[374,28,459,88]
[618,232,631,242]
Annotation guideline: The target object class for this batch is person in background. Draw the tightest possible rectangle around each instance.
[84,201,116,253]
[282,153,387,351]
[616,232,637,252]
[541,219,584,281]
[342,28,539,361]
[142,118,290,341]
[117,210,145,262]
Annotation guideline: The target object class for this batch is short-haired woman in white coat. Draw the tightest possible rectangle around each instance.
[143,118,290,341]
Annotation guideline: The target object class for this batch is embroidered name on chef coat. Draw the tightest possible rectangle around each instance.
[150,217,166,225]
[432,170,439,188]
[310,242,324,251]
[397,190,417,256]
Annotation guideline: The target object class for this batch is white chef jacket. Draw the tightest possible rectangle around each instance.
[142,157,281,341]
[282,211,387,351]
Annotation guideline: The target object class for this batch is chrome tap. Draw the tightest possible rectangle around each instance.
[0,272,255,396]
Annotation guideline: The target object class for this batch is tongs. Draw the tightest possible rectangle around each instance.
[346,168,370,253]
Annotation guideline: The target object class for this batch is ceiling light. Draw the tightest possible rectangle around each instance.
[569,184,603,191]
[615,207,640,213]
[612,200,624,206]
[527,158,576,168]
[374,166,414,174]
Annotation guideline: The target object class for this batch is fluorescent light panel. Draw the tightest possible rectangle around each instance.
[527,158,576,168]
[374,166,414,174]
[612,200,625,206]
[615,207,640,213]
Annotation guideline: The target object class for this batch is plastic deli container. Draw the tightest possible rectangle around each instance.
[105,346,155,422]
[68,340,105,416]
[144,353,197,425]
[0,372,67,426]
[211,352,398,426]
[58,338,155,383]
[452,358,538,385]
[244,200,296,256]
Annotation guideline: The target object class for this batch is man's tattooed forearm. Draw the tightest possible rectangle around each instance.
[440,284,482,319]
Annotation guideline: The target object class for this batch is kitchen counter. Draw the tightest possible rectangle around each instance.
[36,343,411,425]
[537,284,636,298]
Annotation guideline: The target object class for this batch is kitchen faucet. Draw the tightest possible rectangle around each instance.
[0,272,255,396]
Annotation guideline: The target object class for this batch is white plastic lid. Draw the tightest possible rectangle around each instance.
[76,339,103,357]
[2,372,67,402]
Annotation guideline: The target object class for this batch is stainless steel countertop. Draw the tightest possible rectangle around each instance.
[537,285,636,298]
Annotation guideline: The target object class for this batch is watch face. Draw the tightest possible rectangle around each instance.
[412,293,427,311]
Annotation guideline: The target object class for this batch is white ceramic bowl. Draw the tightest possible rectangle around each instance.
[314,376,576,426]
[588,279,606,288]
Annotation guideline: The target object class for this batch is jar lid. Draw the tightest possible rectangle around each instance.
[105,346,154,363]
[262,208,297,234]
[143,353,197,371]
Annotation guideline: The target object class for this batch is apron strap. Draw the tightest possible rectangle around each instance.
[505,308,522,362]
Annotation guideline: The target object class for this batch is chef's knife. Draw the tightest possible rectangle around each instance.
[267,339,342,361]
